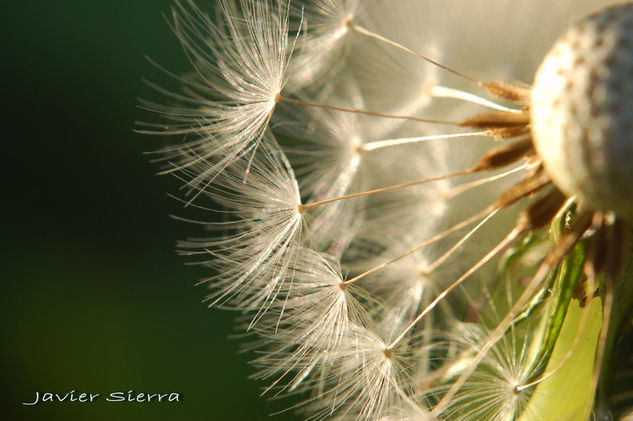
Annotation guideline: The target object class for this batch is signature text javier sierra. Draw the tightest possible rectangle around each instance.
[23,390,181,405]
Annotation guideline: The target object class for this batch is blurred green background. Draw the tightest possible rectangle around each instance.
[2,1,297,420]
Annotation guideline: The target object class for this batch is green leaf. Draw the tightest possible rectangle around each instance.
[524,220,587,382]
[521,298,602,421]
[595,228,633,418]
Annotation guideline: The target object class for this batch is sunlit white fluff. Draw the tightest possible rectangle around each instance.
[436,322,540,421]
[276,78,382,254]
[144,0,294,183]
[251,248,371,394]
[358,233,453,339]
[287,0,362,90]
[345,1,440,117]
[377,405,434,421]
[302,325,410,421]
[178,138,303,311]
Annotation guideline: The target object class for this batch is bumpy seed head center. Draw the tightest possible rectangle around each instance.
[531,3,633,219]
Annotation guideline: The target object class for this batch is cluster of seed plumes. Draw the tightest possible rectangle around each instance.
[141,1,633,419]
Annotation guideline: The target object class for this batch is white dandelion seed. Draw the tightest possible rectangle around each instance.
[249,248,369,393]
[177,138,303,313]
[140,0,295,189]
[302,325,413,421]
[287,0,362,90]
[434,322,539,421]
[274,79,371,251]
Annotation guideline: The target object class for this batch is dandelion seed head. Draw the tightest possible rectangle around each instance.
[531,2,633,218]
[144,0,633,419]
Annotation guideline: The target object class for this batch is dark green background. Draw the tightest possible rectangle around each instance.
[2,1,297,420]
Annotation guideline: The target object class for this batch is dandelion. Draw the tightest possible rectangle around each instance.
[142,0,633,419]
